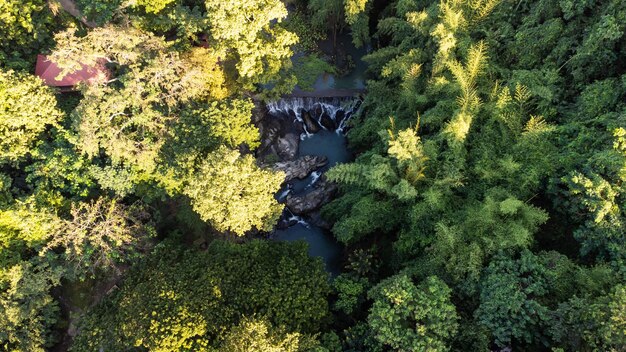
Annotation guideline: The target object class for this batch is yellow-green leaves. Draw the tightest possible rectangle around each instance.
[220,317,311,352]
[40,198,153,278]
[185,147,284,235]
[444,41,487,143]
[0,260,63,352]
[205,0,297,93]
[0,70,63,164]
[388,122,428,186]
[368,275,459,351]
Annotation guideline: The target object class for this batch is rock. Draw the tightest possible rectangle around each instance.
[258,117,282,151]
[273,155,328,182]
[285,179,338,215]
[320,112,336,130]
[302,110,321,133]
[275,133,299,160]
[335,110,346,125]
[311,104,323,120]
[276,216,298,230]
[251,100,268,124]
[308,210,332,230]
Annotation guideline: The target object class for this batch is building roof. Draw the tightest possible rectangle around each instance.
[35,54,107,87]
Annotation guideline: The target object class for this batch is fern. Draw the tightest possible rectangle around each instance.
[495,86,512,110]
[522,115,554,136]
[466,41,487,84]
[326,163,370,188]
[469,0,501,22]
[514,84,532,111]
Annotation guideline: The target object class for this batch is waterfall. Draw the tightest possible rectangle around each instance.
[266,97,362,137]
[285,208,310,228]
[307,171,322,188]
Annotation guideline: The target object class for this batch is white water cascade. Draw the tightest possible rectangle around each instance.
[266,97,362,137]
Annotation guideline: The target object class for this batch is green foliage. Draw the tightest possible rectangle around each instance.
[0,173,12,207]
[75,0,121,25]
[323,192,402,244]
[551,284,626,351]
[294,54,336,91]
[205,0,298,95]
[176,99,260,153]
[344,0,372,47]
[1,0,626,350]
[308,0,344,34]
[0,200,64,352]
[0,260,63,352]
[127,0,208,43]
[52,28,228,181]
[0,70,63,164]
[346,247,378,277]
[368,275,459,351]
[475,250,550,347]
[281,10,327,52]
[40,198,154,279]
[562,127,626,270]
[25,130,96,207]
[219,317,319,352]
[70,240,330,351]
[0,201,60,267]
[327,123,427,202]
[184,147,284,235]
[333,274,368,315]
[427,189,548,285]
[0,0,59,69]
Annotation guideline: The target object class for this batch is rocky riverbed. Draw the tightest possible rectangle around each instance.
[255,97,361,273]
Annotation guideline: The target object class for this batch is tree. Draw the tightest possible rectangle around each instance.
[50,27,229,190]
[184,147,284,235]
[333,273,369,315]
[40,198,154,279]
[475,250,550,348]
[368,275,459,351]
[0,70,63,164]
[562,127,626,270]
[219,317,318,352]
[0,173,10,207]
[204,0,298,94]
[551,284,626,351]
[0,0,59,68]
[0,260,63,352]
[308,0,344,49]
[0,200,60,267]
[70,240,330,351]
[344,0,372,47]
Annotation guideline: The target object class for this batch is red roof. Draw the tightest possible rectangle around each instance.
[35,54,107,87]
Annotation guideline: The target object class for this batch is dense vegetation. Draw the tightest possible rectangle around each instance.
[1,0,625,351]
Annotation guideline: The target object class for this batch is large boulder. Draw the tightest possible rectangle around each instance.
[320,112,336,130]
[273,155,327,182]
[257,117,282,152]
[307,210,332,230]
[275,133,300,160]
[335,110,346,125]
[302,110,321,133]
[285,179,338,215]
[251,100,268,124]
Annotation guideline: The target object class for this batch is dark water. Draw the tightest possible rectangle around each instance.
[300,130,352,167]
[311,32,368,91]
[273,222,343,275]
[290,131,352,195]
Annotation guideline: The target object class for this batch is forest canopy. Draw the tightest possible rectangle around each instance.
[1,0,626,351]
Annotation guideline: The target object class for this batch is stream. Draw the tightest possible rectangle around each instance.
[268,97,361,275]
[267,31,368,275]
